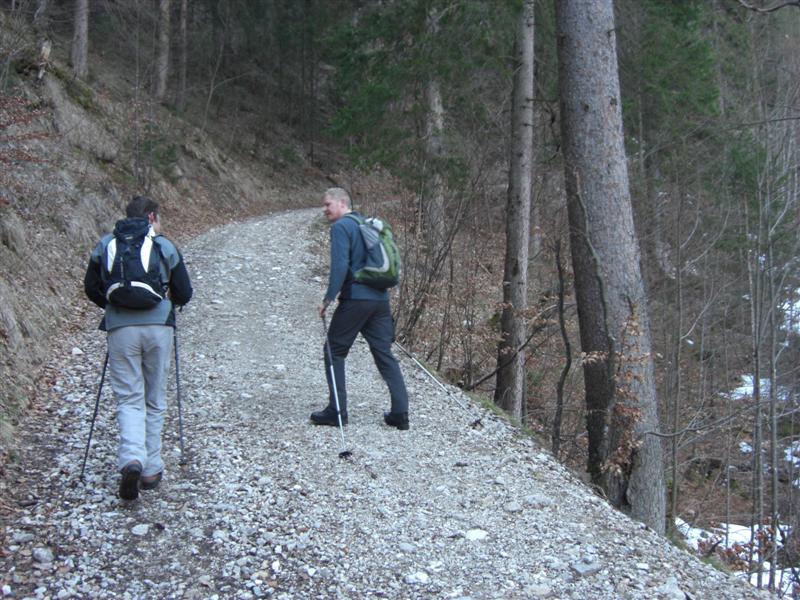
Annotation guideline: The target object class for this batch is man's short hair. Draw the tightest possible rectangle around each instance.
[126,196,159,218]
[324,187,351,209]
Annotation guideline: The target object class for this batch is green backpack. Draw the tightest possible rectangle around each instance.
[344,213,401,289]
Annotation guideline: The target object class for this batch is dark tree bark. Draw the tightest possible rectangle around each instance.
[155,0,171,102]
[495,0,534,421]
[554,0,666,533]
[552,241,571,456]
[176,0,188,112]
[70,0,89,79]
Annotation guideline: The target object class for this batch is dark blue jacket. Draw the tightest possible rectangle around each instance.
[324,212,389,303]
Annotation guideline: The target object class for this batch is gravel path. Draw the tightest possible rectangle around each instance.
[1,208,768,599]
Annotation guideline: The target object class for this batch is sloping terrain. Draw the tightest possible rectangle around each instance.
[0,33,329,442]
[0,208,767,599]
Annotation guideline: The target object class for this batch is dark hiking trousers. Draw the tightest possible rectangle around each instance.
[325,299,409,416]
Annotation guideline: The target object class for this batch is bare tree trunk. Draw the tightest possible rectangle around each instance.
[302,0,318,160]
[132,1,145,187]
[202,8,227,131]
[552,240,571,456]
[712,0,727,117]
[436,254,455,372]
[555,0,665,534]
[423,6,446,252]
[155,0,171,102]
[669,193,685,531]
[618,0,661,282]
[745,18,766,584]
[744,188,765,587]
[749,264,764,588]
[766,44,800,589]
[723,304,733,549]
[70,0,89,79]
[768,258,778,591]
[175,0,188,112]
[33,0,49,33]
[495,0,534,421]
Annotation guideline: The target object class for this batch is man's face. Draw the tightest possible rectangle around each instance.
[322,195,348,222]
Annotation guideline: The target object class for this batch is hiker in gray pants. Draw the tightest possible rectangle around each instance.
[84,196,192,500]
[312,187,409,431]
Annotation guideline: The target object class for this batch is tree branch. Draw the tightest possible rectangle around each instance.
[736,0,800,12]
[465,304,560,391]
[643,403,800,439]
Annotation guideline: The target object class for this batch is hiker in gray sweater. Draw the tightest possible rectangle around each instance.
[84,196,192,500]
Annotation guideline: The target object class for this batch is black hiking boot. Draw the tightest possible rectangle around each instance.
[310,407,348,426]
[383,411,409,431]
[140,471,163,491]
[119,461,142,500]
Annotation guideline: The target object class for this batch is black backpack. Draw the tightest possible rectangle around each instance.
[102,218,166,309]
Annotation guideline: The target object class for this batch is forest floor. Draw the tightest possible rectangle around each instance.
[0,207,768,599]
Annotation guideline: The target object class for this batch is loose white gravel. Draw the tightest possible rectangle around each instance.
[1,208,769,599]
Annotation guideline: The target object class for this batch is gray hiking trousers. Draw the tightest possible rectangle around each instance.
[107,325,173,476]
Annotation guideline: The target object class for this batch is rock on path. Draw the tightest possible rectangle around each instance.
[1,208,767,599]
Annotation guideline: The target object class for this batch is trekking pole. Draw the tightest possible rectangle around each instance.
[174,325,186,465]
[393,340,482,428]
[321,314,353,459]
[80,351,109,481]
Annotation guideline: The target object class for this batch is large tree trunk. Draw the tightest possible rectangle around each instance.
[423,6,446,252]
[554,0,665,534]
[495,0,534,421]
[155,0,171,102]
[175,0,188,111]
[70,0,89,79]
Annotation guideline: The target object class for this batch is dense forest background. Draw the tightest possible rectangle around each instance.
[2,0,800,594]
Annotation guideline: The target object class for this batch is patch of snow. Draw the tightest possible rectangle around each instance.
[784,441,800,466]
[675,518,797,595]
[780,292,800,334]
[727,374,791,402]
[729,375,756,400]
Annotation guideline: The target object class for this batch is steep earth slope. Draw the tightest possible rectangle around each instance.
[0,37,327,442]
[0,208,766,599]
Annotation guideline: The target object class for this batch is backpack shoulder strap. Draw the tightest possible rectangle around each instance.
[150,235,171,287]
[343,212,365,225]
[151,234,165,257]
[100,235,116,276]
